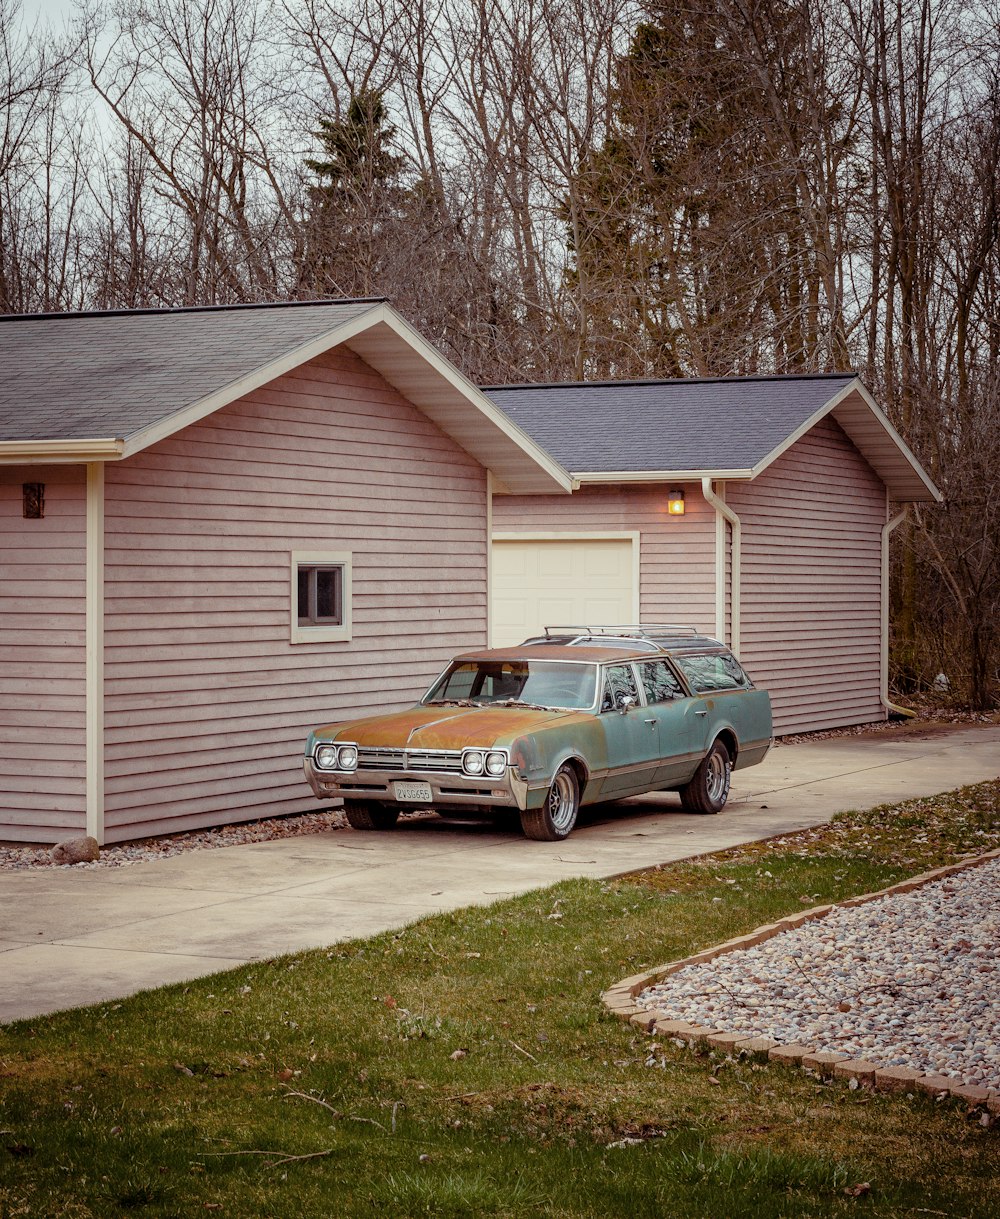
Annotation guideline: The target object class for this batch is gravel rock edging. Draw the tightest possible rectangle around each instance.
[601,848,1000,1115]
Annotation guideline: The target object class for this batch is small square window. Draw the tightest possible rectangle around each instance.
[291,552,352,643]
[298,565,343,627]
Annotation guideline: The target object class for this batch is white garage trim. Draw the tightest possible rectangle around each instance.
[881,501,911,717]
[491,532,641,638]
[486,472,494,645]
[701,478,742,657]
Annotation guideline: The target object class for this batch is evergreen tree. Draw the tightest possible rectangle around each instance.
[566,1,852,378]
[306,90,406,207]
[300,88,408,298]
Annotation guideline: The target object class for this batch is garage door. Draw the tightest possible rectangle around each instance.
[491,536,638,647]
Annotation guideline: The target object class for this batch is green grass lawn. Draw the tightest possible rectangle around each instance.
[2,780,999,1218]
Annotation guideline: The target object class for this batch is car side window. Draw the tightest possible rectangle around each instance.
[601,664,639,712]
[638,660,684,704]
[675,652,751,693]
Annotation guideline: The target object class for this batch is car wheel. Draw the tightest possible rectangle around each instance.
[680,739,731,814]
[342,800,400,831]
[520,764,580,841]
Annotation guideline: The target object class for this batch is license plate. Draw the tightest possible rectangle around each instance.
[393,780,433,803]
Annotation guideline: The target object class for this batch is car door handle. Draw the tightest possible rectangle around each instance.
[695,709,708,717]
[644,717,657,726]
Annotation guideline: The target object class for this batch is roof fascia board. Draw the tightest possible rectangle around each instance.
[0,438,125,464]
[575,468,753,484]
[844,379,943,502]
[104,300,570,494]
[370,306,572,492]
[119,303,385,458]
[747,377,942,502]
[746,378,858,479]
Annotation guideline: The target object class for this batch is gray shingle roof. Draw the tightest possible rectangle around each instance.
[0,299,380,443]
[483,375,857,474]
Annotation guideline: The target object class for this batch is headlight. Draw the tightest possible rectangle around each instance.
[314,743,358,772]
[462,750,486,776]
[485,750,508,776]
[462,749,508,777]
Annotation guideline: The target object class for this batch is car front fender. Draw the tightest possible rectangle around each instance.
[509,721,606,802]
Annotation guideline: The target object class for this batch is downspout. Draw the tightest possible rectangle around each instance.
[701,477,741,657]
[881,503,917,719]
[486,470,494,647]
[85,462,105,843]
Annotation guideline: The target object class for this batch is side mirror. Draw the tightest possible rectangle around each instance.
[618,694,636,715]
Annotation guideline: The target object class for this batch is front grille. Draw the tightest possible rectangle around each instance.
[357,747,406,770]
[407,750,464,773]
[355,747,464,774]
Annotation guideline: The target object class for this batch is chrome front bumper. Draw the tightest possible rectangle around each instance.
[303,759,531,811]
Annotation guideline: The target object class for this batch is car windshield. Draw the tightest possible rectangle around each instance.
[424,660,597,710]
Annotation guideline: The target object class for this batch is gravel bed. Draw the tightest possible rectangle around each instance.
[0,809,350,871]
[638,857,1000,1089]
[775,705,999,746]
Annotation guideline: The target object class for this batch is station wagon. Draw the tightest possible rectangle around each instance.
[303,626,773,840]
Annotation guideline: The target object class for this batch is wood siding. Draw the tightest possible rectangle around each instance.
[492,484,716,634]
[497,417,888,736]
[728,416,887,734]
[0,465,87,841]
[101,346,488,842]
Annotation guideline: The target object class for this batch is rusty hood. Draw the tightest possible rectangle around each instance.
[315,704,590,751]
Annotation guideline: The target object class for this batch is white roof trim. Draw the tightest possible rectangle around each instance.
[0,438,125,464]
[544,377,940,503]
[573,468,754,485]
[748,377,941,502]
[119,304,388,458]
[747,376,859,475]
[841,380,942,501]
[2,303,571,494]
[345,307,572,495]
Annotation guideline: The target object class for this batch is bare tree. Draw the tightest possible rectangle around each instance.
[84,0,300,304]
[0,0,80,312]
[4,0,998,701]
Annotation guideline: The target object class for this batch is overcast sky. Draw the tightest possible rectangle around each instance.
[23,0,78,27]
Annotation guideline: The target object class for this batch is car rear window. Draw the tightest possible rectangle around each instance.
[675,652,752,693]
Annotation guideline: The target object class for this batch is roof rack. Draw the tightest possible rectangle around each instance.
[542,624,700,640]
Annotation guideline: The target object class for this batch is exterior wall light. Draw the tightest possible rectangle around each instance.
[667,488,685,516]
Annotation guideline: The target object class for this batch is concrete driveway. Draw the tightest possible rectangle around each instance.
[2,722,998,1025]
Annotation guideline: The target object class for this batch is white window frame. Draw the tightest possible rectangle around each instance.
[291,550,352,644]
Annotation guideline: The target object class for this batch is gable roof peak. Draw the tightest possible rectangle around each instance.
[483,373,940,502]
[0,296,572,495]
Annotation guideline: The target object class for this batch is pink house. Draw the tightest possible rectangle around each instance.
[0,300,569,844]
[485,377,941,735]
[1,302,940,845]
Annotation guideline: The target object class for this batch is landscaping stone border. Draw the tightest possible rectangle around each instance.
[602,848,1000,1113]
